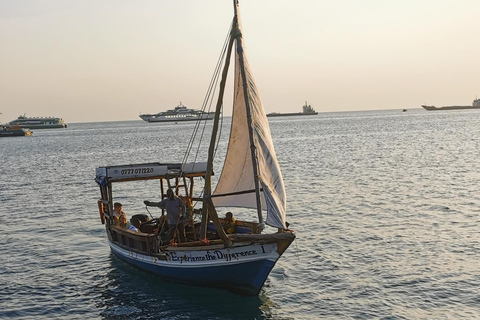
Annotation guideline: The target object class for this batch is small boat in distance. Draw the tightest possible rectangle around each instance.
[422,96,480,111]
[267,101,318,117]
[139,102,215,123]
[7,114,67,129]
[0,124,32,137]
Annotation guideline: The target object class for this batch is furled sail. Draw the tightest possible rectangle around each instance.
[212,11,287,229]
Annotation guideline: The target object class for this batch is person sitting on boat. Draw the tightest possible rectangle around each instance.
[223,212,236,234]
[144,189,186,242]
[112,202,127,228]
[128,224,139,232]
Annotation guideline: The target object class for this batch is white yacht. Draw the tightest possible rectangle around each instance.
[140,103,215,122]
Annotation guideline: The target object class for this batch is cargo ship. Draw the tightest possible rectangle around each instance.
[267,101,318,117]
[422,97,480,111]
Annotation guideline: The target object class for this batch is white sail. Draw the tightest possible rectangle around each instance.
[212,12,287,229]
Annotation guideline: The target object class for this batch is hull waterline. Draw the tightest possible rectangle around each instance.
[108,239,283,295]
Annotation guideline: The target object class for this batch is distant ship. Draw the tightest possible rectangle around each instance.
[139,102,215,122]
[422,97,480,111]
[267,101,318,117]
[0,124,32,137]
[6,114,67,129]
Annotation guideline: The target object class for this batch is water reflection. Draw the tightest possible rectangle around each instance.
[93,253,275,320]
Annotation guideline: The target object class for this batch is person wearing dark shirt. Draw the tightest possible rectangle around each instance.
[144,189,186,242]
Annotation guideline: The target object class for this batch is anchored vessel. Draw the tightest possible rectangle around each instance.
[95,0,295,295]
[422,97,480,111]
[7,114,67,129]
[267,101,318,117]
[139,103,215,122]
[0,125,32,137]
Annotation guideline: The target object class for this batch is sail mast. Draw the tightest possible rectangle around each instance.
[233,0,264,227]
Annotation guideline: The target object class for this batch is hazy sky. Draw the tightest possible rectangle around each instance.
[1,0,479,123]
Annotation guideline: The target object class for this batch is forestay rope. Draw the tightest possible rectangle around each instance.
[176,23,234,209]
[181,22,233,168]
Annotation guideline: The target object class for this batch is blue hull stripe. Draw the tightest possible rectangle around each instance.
[109,241,279,295]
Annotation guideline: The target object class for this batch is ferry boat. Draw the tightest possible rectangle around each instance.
[267,101,318,117]
[422,97,480,111]
[139,103,215,123]
[7,114,67,129]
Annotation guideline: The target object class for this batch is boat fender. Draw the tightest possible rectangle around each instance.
[97,200,105,225]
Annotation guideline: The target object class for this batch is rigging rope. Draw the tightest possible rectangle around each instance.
[177,22,234,206]
[181,22,232,167]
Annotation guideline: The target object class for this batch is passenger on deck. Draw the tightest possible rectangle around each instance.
[223,212,236,234]
[113,202,127,228]
[144,189,186,242]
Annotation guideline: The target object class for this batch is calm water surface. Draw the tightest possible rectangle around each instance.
[1,108,480,319]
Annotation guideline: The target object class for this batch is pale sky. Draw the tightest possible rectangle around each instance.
[1,0,479,123]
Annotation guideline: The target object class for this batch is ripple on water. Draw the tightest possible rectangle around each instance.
[2,112,480,319]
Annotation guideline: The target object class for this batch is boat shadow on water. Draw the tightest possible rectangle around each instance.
[95,254,278,319]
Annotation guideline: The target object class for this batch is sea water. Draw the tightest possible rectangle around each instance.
[1,108,480,319]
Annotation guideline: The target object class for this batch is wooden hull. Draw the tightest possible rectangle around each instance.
[107,228,295,295]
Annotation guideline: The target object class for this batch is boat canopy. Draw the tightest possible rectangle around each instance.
[95,162,208,185]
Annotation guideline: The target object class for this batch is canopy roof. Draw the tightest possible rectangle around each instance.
[95,162,208,184]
